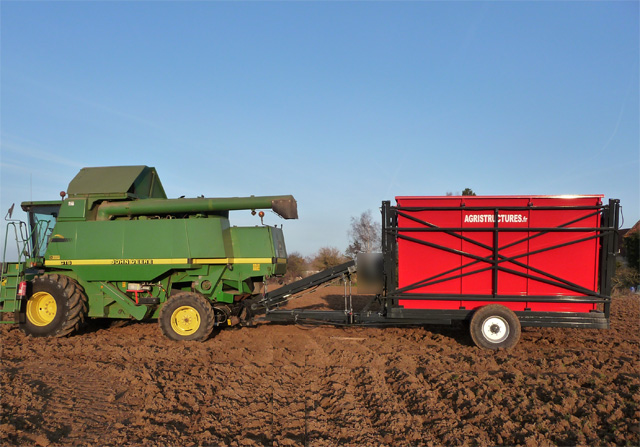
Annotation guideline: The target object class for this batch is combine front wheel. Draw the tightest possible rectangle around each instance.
[159,292,215,341]
[469,304,521,350]
[20,274,88,337]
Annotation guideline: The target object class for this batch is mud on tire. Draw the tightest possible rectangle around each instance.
[20,274,88,337]
[159,292,215,342]
[469,304,521,350]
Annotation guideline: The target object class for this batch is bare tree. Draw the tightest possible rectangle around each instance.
[346,210,381,259]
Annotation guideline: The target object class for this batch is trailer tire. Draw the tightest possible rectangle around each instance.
[470,304,521,350]
[20,274,88,338]
[159,292,215,342]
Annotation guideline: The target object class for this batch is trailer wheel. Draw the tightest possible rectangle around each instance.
[470,304,521,350]
[20,274,88,337]
[159,292,215,341]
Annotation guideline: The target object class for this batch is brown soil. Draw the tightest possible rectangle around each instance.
[1,287,638,446]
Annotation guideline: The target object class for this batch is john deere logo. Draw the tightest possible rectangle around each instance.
[112,259,154,265]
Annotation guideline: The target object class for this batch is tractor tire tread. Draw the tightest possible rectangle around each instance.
[22,274,88,338]
[159,292,215,342]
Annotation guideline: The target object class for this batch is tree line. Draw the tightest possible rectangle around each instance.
[283,209,381,282]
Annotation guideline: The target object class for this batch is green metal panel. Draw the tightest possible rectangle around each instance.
[44,216,231,281]
[67,166,167,199]
[228,226,288,276]
[59,198,86,220]
[183,218,230,258]
[230,227,278,258]
[47,217,229,260]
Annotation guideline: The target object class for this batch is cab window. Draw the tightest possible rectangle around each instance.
[24,205,60,258]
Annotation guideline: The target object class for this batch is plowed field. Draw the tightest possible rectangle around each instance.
[1,288,638,446]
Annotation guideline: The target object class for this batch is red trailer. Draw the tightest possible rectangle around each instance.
[259,195,620,350]
[384,195,620,348]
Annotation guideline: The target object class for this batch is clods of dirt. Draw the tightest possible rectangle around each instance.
[1,288,638,446]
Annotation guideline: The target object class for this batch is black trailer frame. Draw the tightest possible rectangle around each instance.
[260,198,620,331]
[382,198,620,329]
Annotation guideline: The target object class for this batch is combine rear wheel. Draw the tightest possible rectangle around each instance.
[159,292,215,341]
[20,274,88,337]
[469,304,521,350]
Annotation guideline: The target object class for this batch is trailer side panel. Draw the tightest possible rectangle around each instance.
[394,195,609,313]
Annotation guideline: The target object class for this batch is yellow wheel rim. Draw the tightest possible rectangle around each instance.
[26,292,57,326]
[170,306,201,336]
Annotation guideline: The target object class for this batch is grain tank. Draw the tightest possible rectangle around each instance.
[0,166,297,341]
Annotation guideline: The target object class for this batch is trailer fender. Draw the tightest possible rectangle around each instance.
[469,304,521,350]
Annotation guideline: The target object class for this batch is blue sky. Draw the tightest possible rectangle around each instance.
[1,1,638,258]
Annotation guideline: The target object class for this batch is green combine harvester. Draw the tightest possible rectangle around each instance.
[0,166,297,341]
